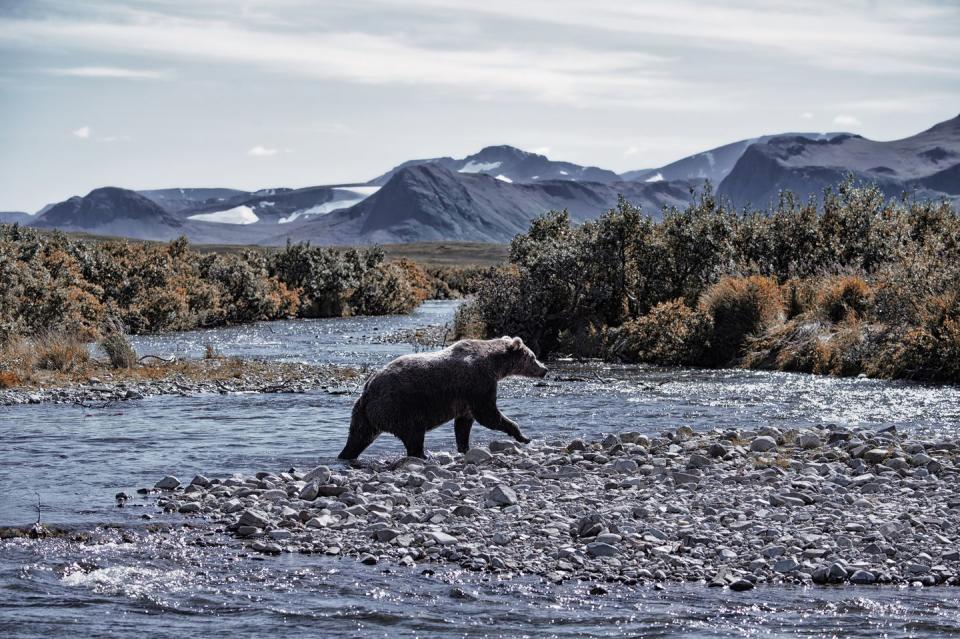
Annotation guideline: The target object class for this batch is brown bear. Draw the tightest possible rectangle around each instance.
[338,336,548,459]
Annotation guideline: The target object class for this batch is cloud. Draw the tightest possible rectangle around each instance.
[389,0,960,77]
[833,114,862,127]
[44,66,173,80]
[73,125,91,138]
[801,112,814,119]
[0,14,702,108]
[624,145,640,156]
[248,145,279,157]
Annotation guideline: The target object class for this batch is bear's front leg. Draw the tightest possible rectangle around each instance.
[470,401,531,445]
[399,429,426,458]
[455,416,474,453]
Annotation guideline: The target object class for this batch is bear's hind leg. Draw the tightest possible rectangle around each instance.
[338,430,377,460]
[454,417,474,453]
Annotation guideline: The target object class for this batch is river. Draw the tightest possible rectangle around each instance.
[2,300,959,637]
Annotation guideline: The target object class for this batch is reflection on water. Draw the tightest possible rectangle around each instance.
[2,300,959,637]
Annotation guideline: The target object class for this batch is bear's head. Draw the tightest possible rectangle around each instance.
[502,336,548,378]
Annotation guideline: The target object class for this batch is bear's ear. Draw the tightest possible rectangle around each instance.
[508,337,523,351]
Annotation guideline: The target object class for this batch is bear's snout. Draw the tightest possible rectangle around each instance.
[531,359,548,378]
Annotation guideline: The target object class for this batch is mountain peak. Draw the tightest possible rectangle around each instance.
[370,144,619,185]
[472,145,536,159]
[31,185,184,239]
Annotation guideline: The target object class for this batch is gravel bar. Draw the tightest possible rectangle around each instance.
[151,424,960,589]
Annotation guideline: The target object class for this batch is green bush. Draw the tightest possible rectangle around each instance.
[465,177,960,381]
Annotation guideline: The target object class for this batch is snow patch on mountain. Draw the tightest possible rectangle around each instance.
[459,161,502,174]
[645,172,664,182]
[188,205,259,225]
[495,174,513,183]
[279,200,362,224]
[277,186,381,224]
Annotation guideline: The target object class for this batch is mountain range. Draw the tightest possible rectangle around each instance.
[6,114,959,245]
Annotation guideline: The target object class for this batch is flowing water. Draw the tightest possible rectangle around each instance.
[3,300,960,637]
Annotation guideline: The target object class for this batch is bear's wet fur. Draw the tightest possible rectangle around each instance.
[338,336,548,459]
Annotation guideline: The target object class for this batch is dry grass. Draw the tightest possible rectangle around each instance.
[0,371,20,389]
[0,331,359,391]
[0,332,92,385]
[0,354,358,391]
[699,275,784,366]
[781,278,819,319]
[34,332,91,372]
[816,275,874,323]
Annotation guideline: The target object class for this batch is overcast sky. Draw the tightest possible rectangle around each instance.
[1,0,958,212]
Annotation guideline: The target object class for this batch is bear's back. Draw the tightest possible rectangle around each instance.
[365,340,498,394]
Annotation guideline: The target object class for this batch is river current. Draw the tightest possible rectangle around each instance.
[3,300,959,637]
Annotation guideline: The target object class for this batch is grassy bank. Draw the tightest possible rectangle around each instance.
[455,180,960,383]
[0,328,359,397]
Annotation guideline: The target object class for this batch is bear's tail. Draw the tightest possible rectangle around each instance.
[337,397,376,460]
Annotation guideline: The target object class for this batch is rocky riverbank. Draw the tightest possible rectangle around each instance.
[1,358,359,406]
[148,424,960,589]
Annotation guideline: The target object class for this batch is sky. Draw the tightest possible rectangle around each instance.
[1,0,958,213]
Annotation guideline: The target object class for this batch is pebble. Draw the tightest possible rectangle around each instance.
[238,509,271,528]
[489,441,520,454]
[849,570,877,585]
[464,448,493,465]
[148,427,960,588]
[797,432,821,449]
[427,531,457,546]
[487,484,518,506]
[303,466,331,484]
[154,476,181,490]
[586,542,619,557]
[750,436,777,452]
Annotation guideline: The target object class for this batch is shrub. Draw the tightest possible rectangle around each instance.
[100,331,138,369]
[870,291,960,381]
[610,299,712,365]
[349,263,419,316]
[427,266,484,298]
[461,177,960,380]
[452,302,486,340]
[0,229,434,347]
[816,275,873,323]
[394,259,433,305]
[699,276,784,366]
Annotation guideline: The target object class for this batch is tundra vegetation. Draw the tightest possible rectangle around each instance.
[0,227,477,386]
[456,180,960,383]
